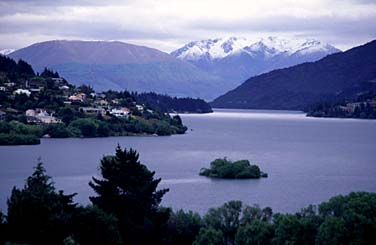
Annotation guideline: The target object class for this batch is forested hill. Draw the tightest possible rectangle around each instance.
[211,40,376,110]
[306,90,376,119]
[135,92,212,113]
[0,55,212,145]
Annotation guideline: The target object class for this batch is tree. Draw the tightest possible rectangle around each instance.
[71,205,121,245]
[273,214,314,245]
[17,59,35,77]
[41,67,59,78]
[316,216,347,244]
[6,161,76,244]
[69,118,98,137]
[193,227,225,245]
[167,209,203,245]
[89,146,170,244]
[235,220,274,245]
[204,200,242,244]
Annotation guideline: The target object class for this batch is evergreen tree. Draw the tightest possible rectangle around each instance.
[17,59,35,77]
[41,67,60,78]
[89,146,170,244]
[6,160,76,244]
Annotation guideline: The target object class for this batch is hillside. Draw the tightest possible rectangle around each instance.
[172,36,340,91]
[211,40,376,110]
[8,40,226,100]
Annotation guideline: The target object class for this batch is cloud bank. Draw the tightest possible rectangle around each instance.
[0,0,375,52]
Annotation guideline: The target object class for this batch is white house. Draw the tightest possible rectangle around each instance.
[13,89,31,96]
[110,108,130,118]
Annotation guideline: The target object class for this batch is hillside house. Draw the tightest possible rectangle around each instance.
[80,107,106,116]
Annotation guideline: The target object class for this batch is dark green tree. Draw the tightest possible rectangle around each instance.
[193,227,225,245]
[235,220,274,245]
[6,161,76,244]
[204,200,242,244]
[89,146,170,244]
[17,59,35,77]
[71,205,121,245]
[167,209,203,245]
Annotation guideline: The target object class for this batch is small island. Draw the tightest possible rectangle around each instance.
[199,158,268,179]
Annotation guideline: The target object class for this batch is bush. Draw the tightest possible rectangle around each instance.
[69,118,99,137]
[0,133,40,145]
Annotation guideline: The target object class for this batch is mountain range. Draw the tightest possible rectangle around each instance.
[8,40,226,100]
[211,40,376,110]
[171,36,340,90]
[7,37,338,100]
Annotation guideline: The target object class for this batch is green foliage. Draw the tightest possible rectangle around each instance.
[43,123,75,138]
[193,227,225,245]
[6,161,76,244]
[69,118,99,137]
[307,90,376,119]
[0,121,42,145]
[167,210,204,245]
[273,214,313,244]
[135,92,213,113]
[235,220,274,245]
[0,133,40,145]
[41,67,59,78]
[204,200,242,244]
[200,158,267,179]
[77,84,94,95]
[89,146,170,244]
[317,192,376,243]
[71,205,121,245]
[316,216,347,244]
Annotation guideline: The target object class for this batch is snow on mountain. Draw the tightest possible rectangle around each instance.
[171,36,341,98]
[171,36,339,61]
[0,49,15,55]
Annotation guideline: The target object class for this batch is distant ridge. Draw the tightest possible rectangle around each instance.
[10,40,175,65]
[211,40,376,110]
[9,40,226,100]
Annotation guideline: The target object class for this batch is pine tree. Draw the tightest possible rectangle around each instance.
[89,146,170,244]
[6,160,76,244]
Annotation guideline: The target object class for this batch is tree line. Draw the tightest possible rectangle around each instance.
[0,146,375,244]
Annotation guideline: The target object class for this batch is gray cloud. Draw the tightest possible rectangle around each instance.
[0,0,375,52]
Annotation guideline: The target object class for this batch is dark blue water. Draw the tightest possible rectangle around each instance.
[1,109,376,214]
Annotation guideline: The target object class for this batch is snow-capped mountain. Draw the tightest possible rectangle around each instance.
[172,36,339,61]
[0,49,15,55]
[171,37,341,95]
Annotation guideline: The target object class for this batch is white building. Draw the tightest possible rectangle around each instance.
[13,89,31,96]
[110,108,130,118]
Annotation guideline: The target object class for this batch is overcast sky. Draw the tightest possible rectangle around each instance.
[0,0,375,52]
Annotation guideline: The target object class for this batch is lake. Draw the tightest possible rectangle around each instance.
[1,109,376,214]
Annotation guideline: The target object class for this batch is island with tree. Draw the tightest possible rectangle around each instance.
[199,158,268,179]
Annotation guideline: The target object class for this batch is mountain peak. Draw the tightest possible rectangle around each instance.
[0,49,15,55]
[171,36,340,61]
